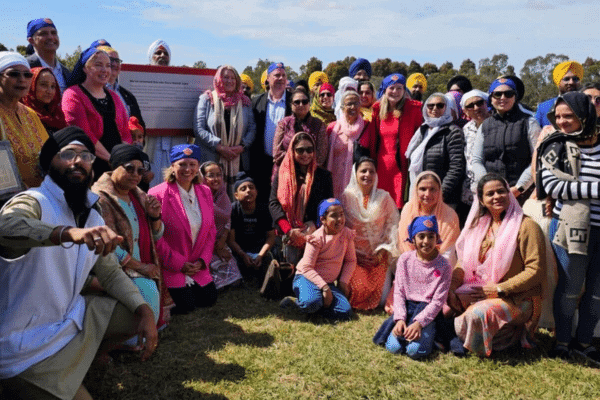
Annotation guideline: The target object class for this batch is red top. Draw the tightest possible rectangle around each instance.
[365,100,422,208]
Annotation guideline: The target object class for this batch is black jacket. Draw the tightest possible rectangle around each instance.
[413,123,465,204]
[26,54,71,87]
[269,167,333,229]
[118,85,145,130]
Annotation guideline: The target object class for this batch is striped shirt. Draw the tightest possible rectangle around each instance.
[541,141,600,227]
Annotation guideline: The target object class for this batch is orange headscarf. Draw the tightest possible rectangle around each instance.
[277,132,316,228]
[397,171,460,255]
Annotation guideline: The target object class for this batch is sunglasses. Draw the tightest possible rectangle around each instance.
[562,76,580,83]
[464,99,486,109]
[294,146,314,155]
[58,149,96,163]
[4,70,34,79]
[319,92,333,98]
[293,99,309,106]
[491,90,516,99]
[426,103,445,110]
[109,57,123,65]
[123,163,146,175]
[587,95,600,106]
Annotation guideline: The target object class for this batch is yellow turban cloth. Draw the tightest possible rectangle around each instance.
[240,73,254,91]
[407,73,427,92]
[553,61,583,87]
[261,70,268,91]
[308,71,329,90]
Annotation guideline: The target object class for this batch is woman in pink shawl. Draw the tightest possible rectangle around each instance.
[448,173,545,357]
[201,161,243,289]
[327,90,373,198]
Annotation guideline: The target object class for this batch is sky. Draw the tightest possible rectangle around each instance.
[2,1,598,76]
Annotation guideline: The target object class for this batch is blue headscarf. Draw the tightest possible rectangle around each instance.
[407,215,441,244]
[377,73,406,99]
[66,47,106,88]
[317,198,342,227]
[349,58,371,79]
[90,39,111,49]
[27,18,56,38]
[267,62,285,75]
[487,77,518,107]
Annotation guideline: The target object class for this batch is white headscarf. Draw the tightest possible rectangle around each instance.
[147,40,171,65]
[460,89,489,110]
[405,93,454,196]
[0,51,30,73]
[341,160,399,257]
[334,77,359,119]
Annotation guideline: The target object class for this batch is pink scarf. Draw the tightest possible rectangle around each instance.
[206,65,251,108]
[455,190,523,288]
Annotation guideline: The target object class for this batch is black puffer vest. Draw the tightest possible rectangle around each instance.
[480,106,532,186]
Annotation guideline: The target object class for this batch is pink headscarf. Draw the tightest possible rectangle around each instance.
[207,65,250,108]
[455,180,523,289]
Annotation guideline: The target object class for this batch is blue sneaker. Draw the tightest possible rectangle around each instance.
[279,296,298,309]
[385,333,403,354]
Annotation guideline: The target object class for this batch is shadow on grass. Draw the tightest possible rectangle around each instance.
[84,287,278,399]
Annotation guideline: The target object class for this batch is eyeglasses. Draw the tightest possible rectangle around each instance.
[58,149,96,163]
[3,70,34,79]
[109,57,123,66]
[343,102,359,108]
[562,76,580,83]
[123,163,146,175]
[491,90,516,99]
[294,146,314,155]
[426,103,445,110]
[464,99,486,109]
[204,173,223,179]
[586,95,600,106]
[292,99,309,106]
[319,92,333,98]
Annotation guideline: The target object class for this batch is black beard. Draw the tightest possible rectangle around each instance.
[411,91,423,101]
[48,165,93,219]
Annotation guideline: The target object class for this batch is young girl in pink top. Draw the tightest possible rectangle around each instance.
[373,215,451,359]
[280,198,357,320]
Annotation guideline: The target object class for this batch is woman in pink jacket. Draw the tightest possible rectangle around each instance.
[149,144,218,314]
[62,46,131,180]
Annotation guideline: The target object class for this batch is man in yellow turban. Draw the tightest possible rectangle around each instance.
[240,73,254,98]
[535,60,583,127]
[407,73,427,101]
[308,71,329,97]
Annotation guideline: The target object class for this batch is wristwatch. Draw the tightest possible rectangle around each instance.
[496,286,505,297]
[322,286,330,293]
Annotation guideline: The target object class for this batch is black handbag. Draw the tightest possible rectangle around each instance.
[352,121,371,164]
[260,259,296,300]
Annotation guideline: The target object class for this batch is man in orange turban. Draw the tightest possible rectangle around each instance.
[535,60,583,127]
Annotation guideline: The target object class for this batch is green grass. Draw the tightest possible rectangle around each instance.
[84,285,600,400]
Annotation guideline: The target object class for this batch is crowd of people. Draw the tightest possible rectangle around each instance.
[1,16,600,399]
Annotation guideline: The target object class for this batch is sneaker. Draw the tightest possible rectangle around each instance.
[570,342,600,367]
[279,296,298,309]
[549,343,570,361]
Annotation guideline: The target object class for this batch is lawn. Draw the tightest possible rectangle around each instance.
[84,285,600,400]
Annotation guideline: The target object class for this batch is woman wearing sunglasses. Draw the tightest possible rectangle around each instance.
[0,52,49,189]
[272,87,327,179]
[471,78,541,204]
[310,82,336,125]
[92,144,173,331]
[405,93,465,207]
[270,132,333,265]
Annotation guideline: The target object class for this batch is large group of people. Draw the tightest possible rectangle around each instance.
[2,16,600,399]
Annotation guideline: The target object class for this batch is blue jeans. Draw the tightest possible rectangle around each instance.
[379,301,436,359]
[550,218,600,344]
[292,274,352,320]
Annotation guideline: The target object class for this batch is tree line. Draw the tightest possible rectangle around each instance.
[3,41,600,108]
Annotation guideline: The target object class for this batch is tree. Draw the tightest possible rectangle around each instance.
[0,43,8,52]
[192,60,207,69]
[584,58,600,84]
[439,61,454,75]
[459,59,477,76]
[389,61,408,77]
[299,57,322,81]
[520,53,568,106]
[372,58,392,77]
[323,56,356,88]
[16,45,28,56]
[58,46,82,71]
[422,62,439,76]
[407,60,423,75]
